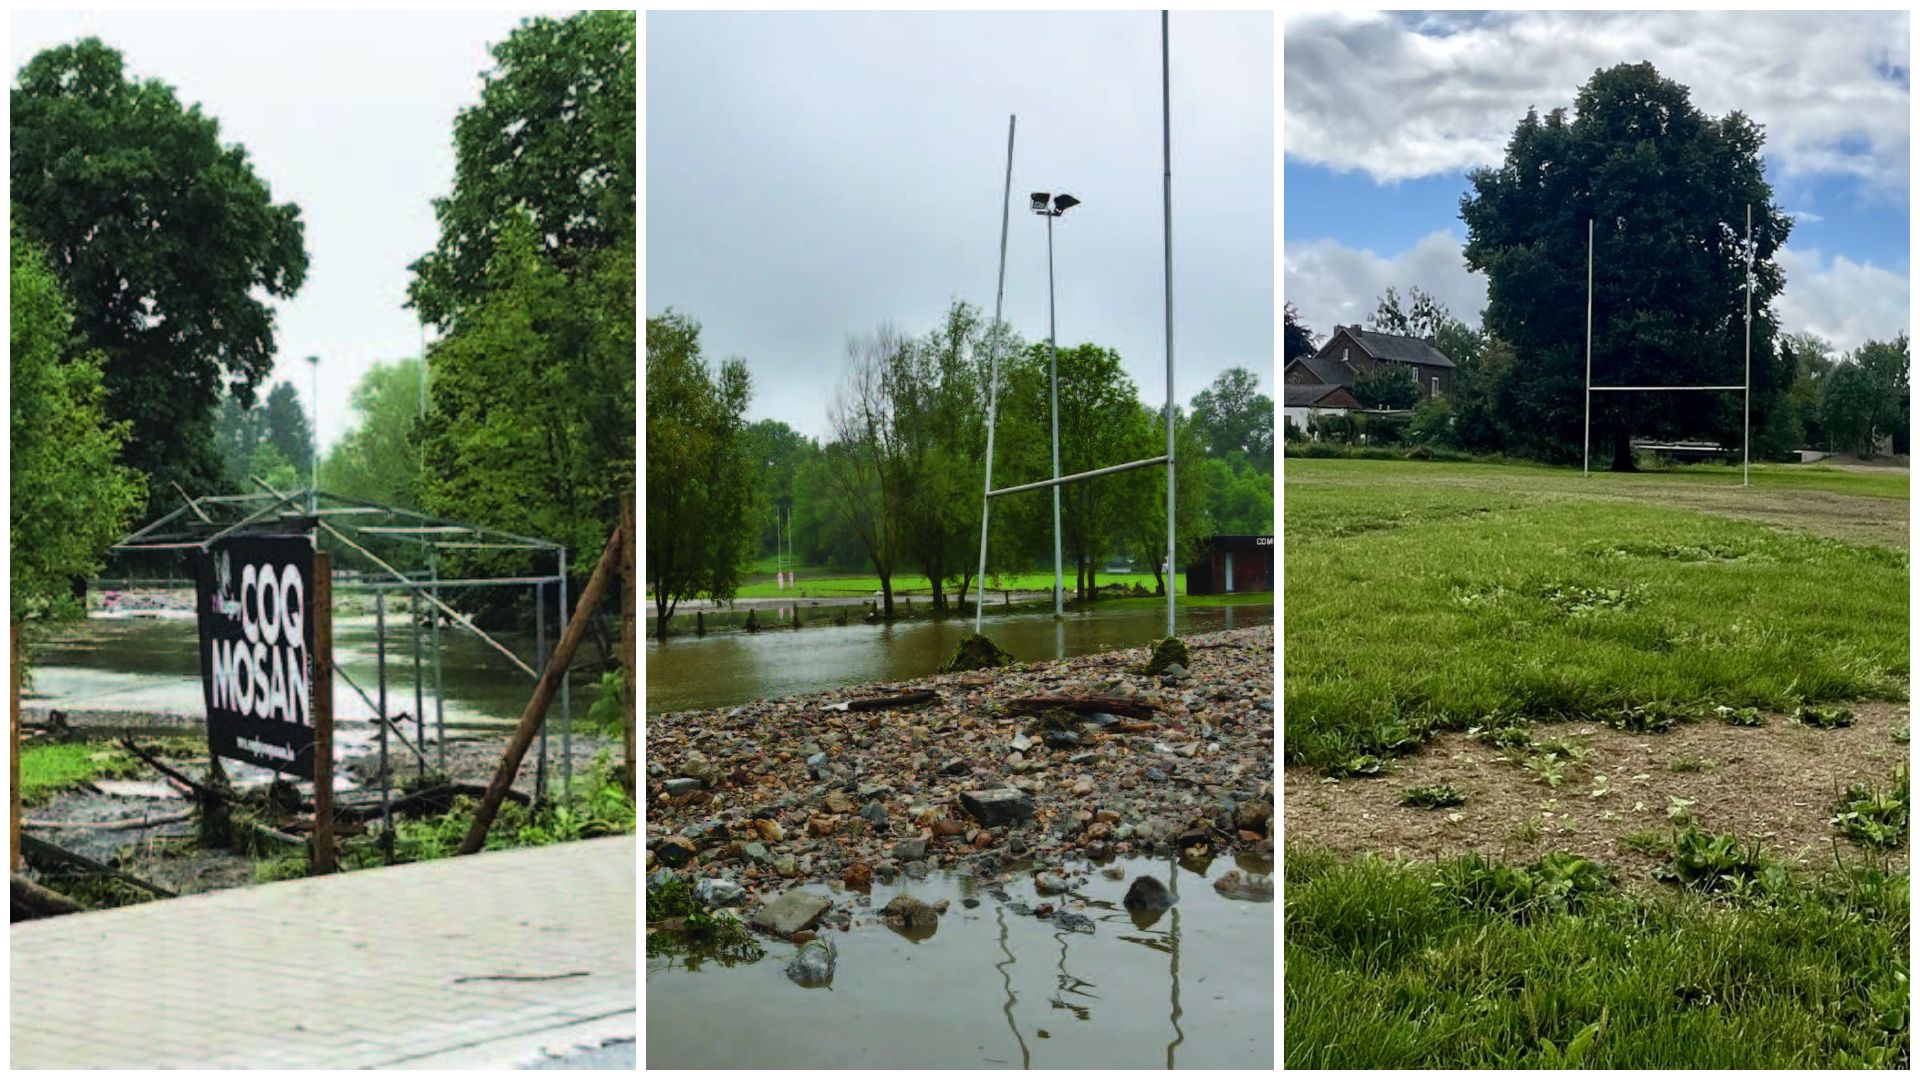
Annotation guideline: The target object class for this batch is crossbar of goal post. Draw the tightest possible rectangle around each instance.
[1582,205,1754,486]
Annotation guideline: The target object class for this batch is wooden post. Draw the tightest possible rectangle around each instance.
[620,493,636,798]
[458,523,624,854]
[12,622,21,874]
[311,553,336,875]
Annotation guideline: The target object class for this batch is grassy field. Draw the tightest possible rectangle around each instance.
[18,741,142,805]
[1283,457,1910,1068]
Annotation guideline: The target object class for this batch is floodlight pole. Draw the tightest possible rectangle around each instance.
[1744,203,1752,489]
[1161,9,1177,638]
[1047,206,1064,621]
[308,354,321,513]
[1583,218,1593,478]
[974,114,1016,634]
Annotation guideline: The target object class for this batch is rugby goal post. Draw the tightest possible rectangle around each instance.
[1583,204,1754,487]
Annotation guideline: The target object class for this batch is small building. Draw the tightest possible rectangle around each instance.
[1185,534,1274,595]
[1283,383,1361,436]
[1298,324,1456,400]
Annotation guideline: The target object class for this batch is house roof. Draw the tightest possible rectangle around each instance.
[1285,354,1357,385]
[1335,325,1456,369]
[1284,384,1359,408]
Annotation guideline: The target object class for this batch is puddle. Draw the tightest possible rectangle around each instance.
[646,855,1274,1069]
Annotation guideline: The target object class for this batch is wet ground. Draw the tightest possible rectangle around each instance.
[645,853,1274,1070]
[645,603,1273,714]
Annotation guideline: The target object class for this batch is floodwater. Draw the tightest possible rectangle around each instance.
[24,610,603,732]
[645,604,1273,714]
[645,853,1275,1070]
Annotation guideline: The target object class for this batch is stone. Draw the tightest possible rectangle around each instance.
[1070,752,1098,766]
[662,778,704,796]
[1045,730,1083,749]
[1102,865,1126,880]
[843,863,873,890]
[1051,911,1096,934]
[1145,767,1168,782]
[880,895,947,930]
[940,757,971,776]
[1085,822,1114,842]
[752,889,832,936]
[1011,733,1035,753]
[654,836,697,867]
[774,855,798,876]
[1161,662,1189,679]
[892,835,929,862]
[1072,778,1095,795]
[1123,875,1175,912]
[741,842,771,865]
[808,817,836,837]
[694,878,745,908]
[1143,636,1189,675]
[940,633,1014,673]
[753,818,786,843]
[805,751,828,768]
[1234,798,1273,836]
[933,818,968,838]
[960,788,1036,828]
[1212,869,1275,902]
[1094,809,1123,825]
[859,802,890,828]
[825,792,855,814]
[1034,872,1070,895]
[786,937,836,986]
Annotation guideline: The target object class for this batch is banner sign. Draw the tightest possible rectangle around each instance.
[195,535,316,778]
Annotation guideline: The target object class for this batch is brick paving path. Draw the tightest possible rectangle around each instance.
[10,836,635,1069]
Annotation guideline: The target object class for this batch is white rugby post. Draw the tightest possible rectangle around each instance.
[1582,206,1751,486]
[1160,7,1176,638]
[973,115,1016,634]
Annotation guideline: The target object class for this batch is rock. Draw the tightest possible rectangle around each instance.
[1234,798,1273,836]
[805,751,828,768]
[940,633,1014,673]
[1035,872,1070,895]
[1045,730,1083,749]
[741,841,771,865]
[892,835,929,862]
[808,817,836,837]
[1102,865,1126,880]
[859,801,890,829]
[753,818,786,843]
[694,878,745,908]
[786,936,836,986]
[933,818,968,838]
[774,855,797,876]
[1143,636,1190,676]
[1011,733,1035,753]
[662,778,704,796]
[940,757,971,776]
[1086,822,1114,842]
[1177,827,1213,852]
[960,788,1035,827]
[1161,662,1189,679]
[880,895,946,930]
[1123,875,1175,912]
[1145,767,1168,782]
[1212,869,1275,902]
[962,896,981,909]
[1052,911,1096,934]
[752,889,831,936]
[1072,778,1095,795]
[825,792,855,814]
[1070,752,1098,766]
[843,863,873,890]
[1094,809,1122,825]
[654,836,697,867]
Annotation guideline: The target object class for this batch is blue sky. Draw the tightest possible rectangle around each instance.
[1285,10,1910,354]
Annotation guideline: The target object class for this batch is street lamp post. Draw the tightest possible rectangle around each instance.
[1032,191,1079,620]
[307,354,320,514]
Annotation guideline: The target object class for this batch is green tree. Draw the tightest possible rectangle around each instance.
[1449,335,1515,452]
[1117,406,1217,594]
[1189,367,1275,464]
[646,311,756,637]
[1284,302,1319,363]
[1461,62,1788,468]
[1408,394,1455,446]
[1351,365,1420,410]
[1822,336,1910,457]
[409,11,635,331]
[262,383,314,485]
[744,419,813,558]
[322,358,426,507]
[11,225,145,621]
[12,38,308,503]
[824,327,914,618]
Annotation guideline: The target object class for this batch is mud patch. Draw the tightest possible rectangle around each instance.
[1283,700,1909,885]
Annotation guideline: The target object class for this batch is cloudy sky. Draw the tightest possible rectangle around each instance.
[10,9,553,453]
[1285,10,1910,356]
[648,11,1274,441]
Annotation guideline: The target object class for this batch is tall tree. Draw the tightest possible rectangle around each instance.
[322,358,426,508]
[12,38,308,503]
[408,11,636,332]
[1461,62,1788,468]
[744,419,813,558]
[1189,366,1274,465]
[11,225,145,621]
[1284,302,1319,363]
[262,382,314,485]
[645,311,756,637]
[825,327,914,618]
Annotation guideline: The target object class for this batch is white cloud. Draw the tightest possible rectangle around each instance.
[1775,247,1910,352]
[1285,11,1910,193]
[1285,234,1908,356]
[1284,231,1488,340]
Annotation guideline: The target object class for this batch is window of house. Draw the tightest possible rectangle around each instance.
[1432,376,1440,397]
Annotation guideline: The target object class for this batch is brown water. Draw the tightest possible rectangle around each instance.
[645,605,1273,715]
[645,853,1274,1069]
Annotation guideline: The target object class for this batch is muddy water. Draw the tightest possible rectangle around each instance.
[645,605,1273,715]
[646,853,1274,1070]
[25,611,605,729]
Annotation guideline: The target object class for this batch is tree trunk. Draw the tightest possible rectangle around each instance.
[1610,428,1636,472]
[879,571,894,619]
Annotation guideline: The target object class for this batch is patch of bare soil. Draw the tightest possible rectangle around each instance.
[1283,701,1909,886]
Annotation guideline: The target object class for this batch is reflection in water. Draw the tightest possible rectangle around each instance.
[1167,857,1185,1069]
[995,904,1031,1069]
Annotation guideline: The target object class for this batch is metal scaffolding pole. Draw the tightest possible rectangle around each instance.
[1160,9,1177,638]
[1584,217,1593,478]
[559,547,572,803]
[412,583,425,783]
[376,592,393,864]
[974,115,1016,634]
[535,580,548,805]
[431,552,445,776]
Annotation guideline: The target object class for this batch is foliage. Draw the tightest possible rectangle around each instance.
[409,11,635,331]
[320,357,425,507]
[1407,394,1454,447]
[1284,302,1319,362]
[646,311,757,636]
[1351,364,1420,410]
[1460,62,1788,469]
[1820,336,1910,456]
[1401,783,1466,809]
[10,226,145,621]
[12,38,308,502]
[645,874,765,966]
[1831,771,1909,850]
[1654,827,1787,897]
[1797,704,1856,729]
[1189,366,1275,462]
[584,669,626,738]
[17,741,141,805]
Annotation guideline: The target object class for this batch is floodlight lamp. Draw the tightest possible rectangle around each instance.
[1053,194,1080,214]
[1030,192,1051,212]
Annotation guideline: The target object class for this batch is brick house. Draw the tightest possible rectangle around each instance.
[1291,325,1456,400]
[1185,534,1274,595]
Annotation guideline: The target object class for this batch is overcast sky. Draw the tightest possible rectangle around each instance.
[10,9,557,453]
[647,11,1275,441]
[1285,10,1910,356]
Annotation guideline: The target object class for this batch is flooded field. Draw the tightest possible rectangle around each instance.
[646,853,1274,1070]
[645,604,1272,714]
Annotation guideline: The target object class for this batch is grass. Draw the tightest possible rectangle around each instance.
[18,741,142,805]
[1831,770,1910,850]
[1283,459,1907,770]
[733,559,1189,601]
[1285,847,1911,1068]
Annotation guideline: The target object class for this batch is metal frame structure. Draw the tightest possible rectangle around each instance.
[1583,205,1755,486]
[105,485,576,837]
[974,12,1179,638]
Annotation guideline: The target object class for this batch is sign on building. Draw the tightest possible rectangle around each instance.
[194,535,316,778]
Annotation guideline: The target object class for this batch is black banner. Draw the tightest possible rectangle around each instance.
[195,535,317,779]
